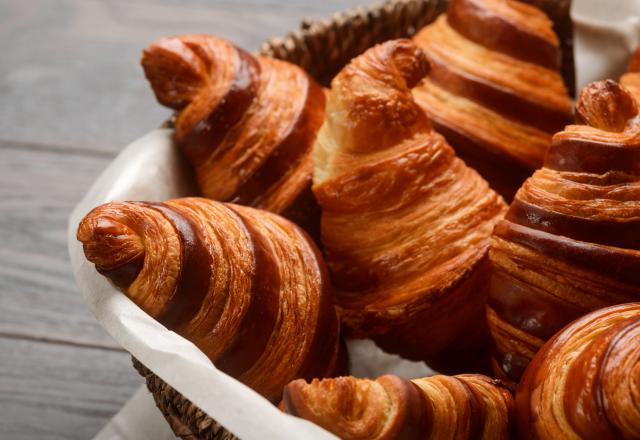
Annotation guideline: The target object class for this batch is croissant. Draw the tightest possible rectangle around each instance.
[487,80,640,384]
[312,39,507,373]
[284,373,514,439]
[141,35,325,234]
[620,47,640,100]
[412,0,573,200]
[516,303,640,439]
[76,197,343,400]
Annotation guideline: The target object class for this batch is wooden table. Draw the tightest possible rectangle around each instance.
[0,1,367,438]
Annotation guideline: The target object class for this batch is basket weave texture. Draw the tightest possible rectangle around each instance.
[133,0,573,438]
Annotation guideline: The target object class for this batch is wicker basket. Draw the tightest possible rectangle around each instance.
[133,0,573,438]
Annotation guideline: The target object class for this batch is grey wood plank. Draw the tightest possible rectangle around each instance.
[0,0,370,154]
[0,337,142,440]
[114,0,369,13]
[0,141,120,348]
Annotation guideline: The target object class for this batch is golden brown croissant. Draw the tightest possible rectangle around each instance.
[412,0,573,200]
[284,373,514,439]
[516,303,640,439]
[141,35,325,234]
[487,80,640,384]
[76,197,343,401]
[620,47,640,100]
[312,39,507,372]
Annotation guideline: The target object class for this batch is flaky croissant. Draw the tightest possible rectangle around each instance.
[516,303,640,439]
[284,373,514,439]
[488,80,640,384]
[76,197,343,401]
[141,35,325,233]
[413,0,573,200]
[621,47,640,100]
[312,39,507,372]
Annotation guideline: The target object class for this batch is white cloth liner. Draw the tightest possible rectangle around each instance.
[69,1,640,438]
[572,0,640,92]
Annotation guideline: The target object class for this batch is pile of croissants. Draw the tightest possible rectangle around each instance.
[76,0,640,438]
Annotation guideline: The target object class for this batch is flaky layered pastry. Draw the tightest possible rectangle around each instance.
[516,303,640,439]
[141,35,325,233]
[284,373,513,439]
[413,0,573,200]
[77,197,343,401]
[312,39,507,372]
[621,47,640,100]
[488,80,640,384]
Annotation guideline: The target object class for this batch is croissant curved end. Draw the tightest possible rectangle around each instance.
[575,79,638,132]
[546,79,640,171]
[77,205,145,275]
[284,375,419,440]
[284,376,381,420]
[314,39,431,184]
[340,38,430,125]
[76,201,181,299]
[378,39,431,89]
[141,35,210,110]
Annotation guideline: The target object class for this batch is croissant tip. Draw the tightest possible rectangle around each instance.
[382,39,430,88]
[575,79,638,132]
[76,205,145,276]
[285,376,361,400]
[141,35,183,65]
[140,34,209,110]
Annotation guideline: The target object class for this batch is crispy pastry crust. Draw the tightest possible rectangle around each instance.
[77,197,343,401]
[413,0,573,200]
[488,80,640,384]
[284,373,514,439]
[516,303,640,439]
[312,39,507,372]
[141,35,325,235]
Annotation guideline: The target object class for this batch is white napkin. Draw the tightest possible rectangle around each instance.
[572,0,640,91]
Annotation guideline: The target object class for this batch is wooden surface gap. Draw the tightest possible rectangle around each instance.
[0,137,118,159]
[0,329,126,353]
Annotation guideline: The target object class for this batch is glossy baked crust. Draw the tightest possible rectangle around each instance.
[621,47,640,100]
[141,35,325,234]
[76,197,343,401]
[516,303,640,439]
[413,0,573,200]
[312,39,507,372]
[284,373,513,439]
[488,80,640,384]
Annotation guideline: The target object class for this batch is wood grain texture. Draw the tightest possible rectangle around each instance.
[0,142,116,347]
[0,338,141,440]
[0,0,373,438]
[0,0,365,154]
